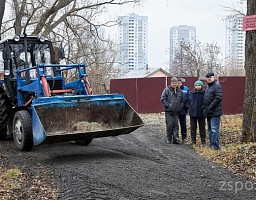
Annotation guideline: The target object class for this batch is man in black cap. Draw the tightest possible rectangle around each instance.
[160,77,183,144]
[203,72,222,150]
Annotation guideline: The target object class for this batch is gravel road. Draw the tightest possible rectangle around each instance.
[1,117,256,200]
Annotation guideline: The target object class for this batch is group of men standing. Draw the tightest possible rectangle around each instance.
[160,72,222,150]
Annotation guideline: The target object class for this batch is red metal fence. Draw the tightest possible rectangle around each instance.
[110,76,245,115]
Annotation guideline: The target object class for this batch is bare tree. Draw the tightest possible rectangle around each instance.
[86,38,118,94]
[224,57,245,76]
[181,41,204,78]
[221,0,247,16]
[242,0,256,142]
[203,42,227,77]
[6,0,140,36]
[169,41,223,79]
[44,12,119,94]
[59,24,118,94]
[215,0,256,143]
[0,0,6,39]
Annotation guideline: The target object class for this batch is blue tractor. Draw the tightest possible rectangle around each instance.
[0,35,143,151]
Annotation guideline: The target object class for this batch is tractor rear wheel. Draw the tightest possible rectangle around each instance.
[13,110,33,151]
[0,93,8,140]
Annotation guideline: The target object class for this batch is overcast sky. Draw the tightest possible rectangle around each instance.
[105,0,246,69]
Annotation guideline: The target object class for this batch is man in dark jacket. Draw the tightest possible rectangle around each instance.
[189,80,206,145]
[203,72,222,150]
[160,77,183,144]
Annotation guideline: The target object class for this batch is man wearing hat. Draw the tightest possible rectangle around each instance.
[203,72,222,150]
[160,77,183,144]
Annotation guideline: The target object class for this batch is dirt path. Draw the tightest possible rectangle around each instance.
[1,124,256,199]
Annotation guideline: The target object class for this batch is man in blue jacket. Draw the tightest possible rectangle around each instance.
[178,78,190,143]
[203,72,222,150]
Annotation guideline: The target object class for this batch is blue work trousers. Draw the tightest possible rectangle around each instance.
[179,114,187,139]
[207,116,221,150]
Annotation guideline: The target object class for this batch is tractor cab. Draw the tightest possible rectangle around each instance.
[0,35,65,102]
[0,35,59,79]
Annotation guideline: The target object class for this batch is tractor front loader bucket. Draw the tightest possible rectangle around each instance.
[31,94,144,145]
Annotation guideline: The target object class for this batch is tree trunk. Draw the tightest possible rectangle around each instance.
[242,0,256,142]
[0,0,6,39]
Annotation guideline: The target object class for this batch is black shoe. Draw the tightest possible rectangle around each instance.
[166,140,171,144]
[191,140,196,145]
[173,138,181,144]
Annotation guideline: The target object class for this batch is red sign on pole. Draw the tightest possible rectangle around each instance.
[243,15,256,31]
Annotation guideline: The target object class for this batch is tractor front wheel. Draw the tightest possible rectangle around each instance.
[0,93,8,140]
[13,110,33,151]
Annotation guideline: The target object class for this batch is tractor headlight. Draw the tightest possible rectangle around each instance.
[13,35,20,42]
[4,70,10,76]
[38,36,47,42]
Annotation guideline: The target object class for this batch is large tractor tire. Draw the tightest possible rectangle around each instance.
[0,93,8,140]
[13,110,33,151]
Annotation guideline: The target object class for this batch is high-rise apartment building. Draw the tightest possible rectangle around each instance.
[118,13,148,74]
[169,25,196,63]
[225,14,245,70]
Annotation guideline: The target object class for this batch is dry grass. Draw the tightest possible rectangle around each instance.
[0,167,22,199]
[194,114,256,184]
[0,162,59,199]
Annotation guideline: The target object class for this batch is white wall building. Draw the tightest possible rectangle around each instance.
[118,13,148,75]
[225,14,245,70]
[169,25,196,63]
